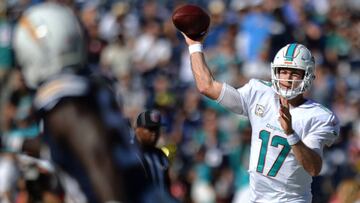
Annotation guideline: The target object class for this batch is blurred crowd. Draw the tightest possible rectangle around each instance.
[0,0,359,202]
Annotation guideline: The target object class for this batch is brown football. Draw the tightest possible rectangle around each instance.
[172,4,210,40]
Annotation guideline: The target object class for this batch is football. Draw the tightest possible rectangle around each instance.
[172,4,210,40]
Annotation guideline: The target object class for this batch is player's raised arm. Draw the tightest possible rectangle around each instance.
[182,33,223,100]
[172,4,223,100]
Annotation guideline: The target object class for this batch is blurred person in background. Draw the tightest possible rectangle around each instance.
[171,86,203,176]
[191,108,234,203]
[134,110,172,196]
[132,18,172,90]
[15,138,63,203]
[80,3,107,70]
[203,0,227,49]
[0,152,18,203]
[150,73,176,113]
[181,22,340,203]
[99,1,130,43]
[231,120,251,203]
[329,179,360,203]
[100,32,142,119]
[192,108,230,171]
[206,22,241,84]
[1,70,37,153]
[235,0,274,80]
[0,0,15,133]
[12,2,152,203]
[0,1,13,91]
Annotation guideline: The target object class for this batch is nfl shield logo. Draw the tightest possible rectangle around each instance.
[150,111,160,122]
[255,104,265,117]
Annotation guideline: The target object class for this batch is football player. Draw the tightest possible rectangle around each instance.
[181,32,340,202]
[13,2,150,203]
[134,110,171,193]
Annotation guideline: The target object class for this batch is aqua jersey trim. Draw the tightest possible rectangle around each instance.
[258,80,272,87]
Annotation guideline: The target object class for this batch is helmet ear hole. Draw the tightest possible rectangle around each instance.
[304,71,310,78]
[311,56,315,64]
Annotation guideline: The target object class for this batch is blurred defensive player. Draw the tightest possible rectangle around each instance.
[13,2,149,203]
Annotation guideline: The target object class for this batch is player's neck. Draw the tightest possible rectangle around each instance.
[280,95,306,107]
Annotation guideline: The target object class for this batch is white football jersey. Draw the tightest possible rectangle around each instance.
[216,79,339,203]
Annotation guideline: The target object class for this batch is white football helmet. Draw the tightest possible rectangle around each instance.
[271,43,315,99]
[13,3,86,89]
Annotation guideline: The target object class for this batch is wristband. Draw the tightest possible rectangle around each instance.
[188,43,203,54]
[287,132,300,146]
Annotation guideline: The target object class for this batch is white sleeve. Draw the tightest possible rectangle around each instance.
[302,113,340,157]
[216,82,252,116]
[0,157,18,193]
[34,74,89,112]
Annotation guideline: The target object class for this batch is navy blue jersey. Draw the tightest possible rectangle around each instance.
[142,147,171,192]
[34,72,150,203]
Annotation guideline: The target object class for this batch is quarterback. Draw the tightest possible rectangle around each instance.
[182,32,339,202]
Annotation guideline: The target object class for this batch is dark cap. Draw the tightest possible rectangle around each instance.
[136,110,162,129]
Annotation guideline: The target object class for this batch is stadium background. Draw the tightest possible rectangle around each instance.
[0,0,359,202]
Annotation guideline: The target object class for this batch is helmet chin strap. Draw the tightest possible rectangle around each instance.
[278,88,298,100]
[272,79,302,100]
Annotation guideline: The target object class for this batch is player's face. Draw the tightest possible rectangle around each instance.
[135,127,159,147]
[277,68,305,90]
